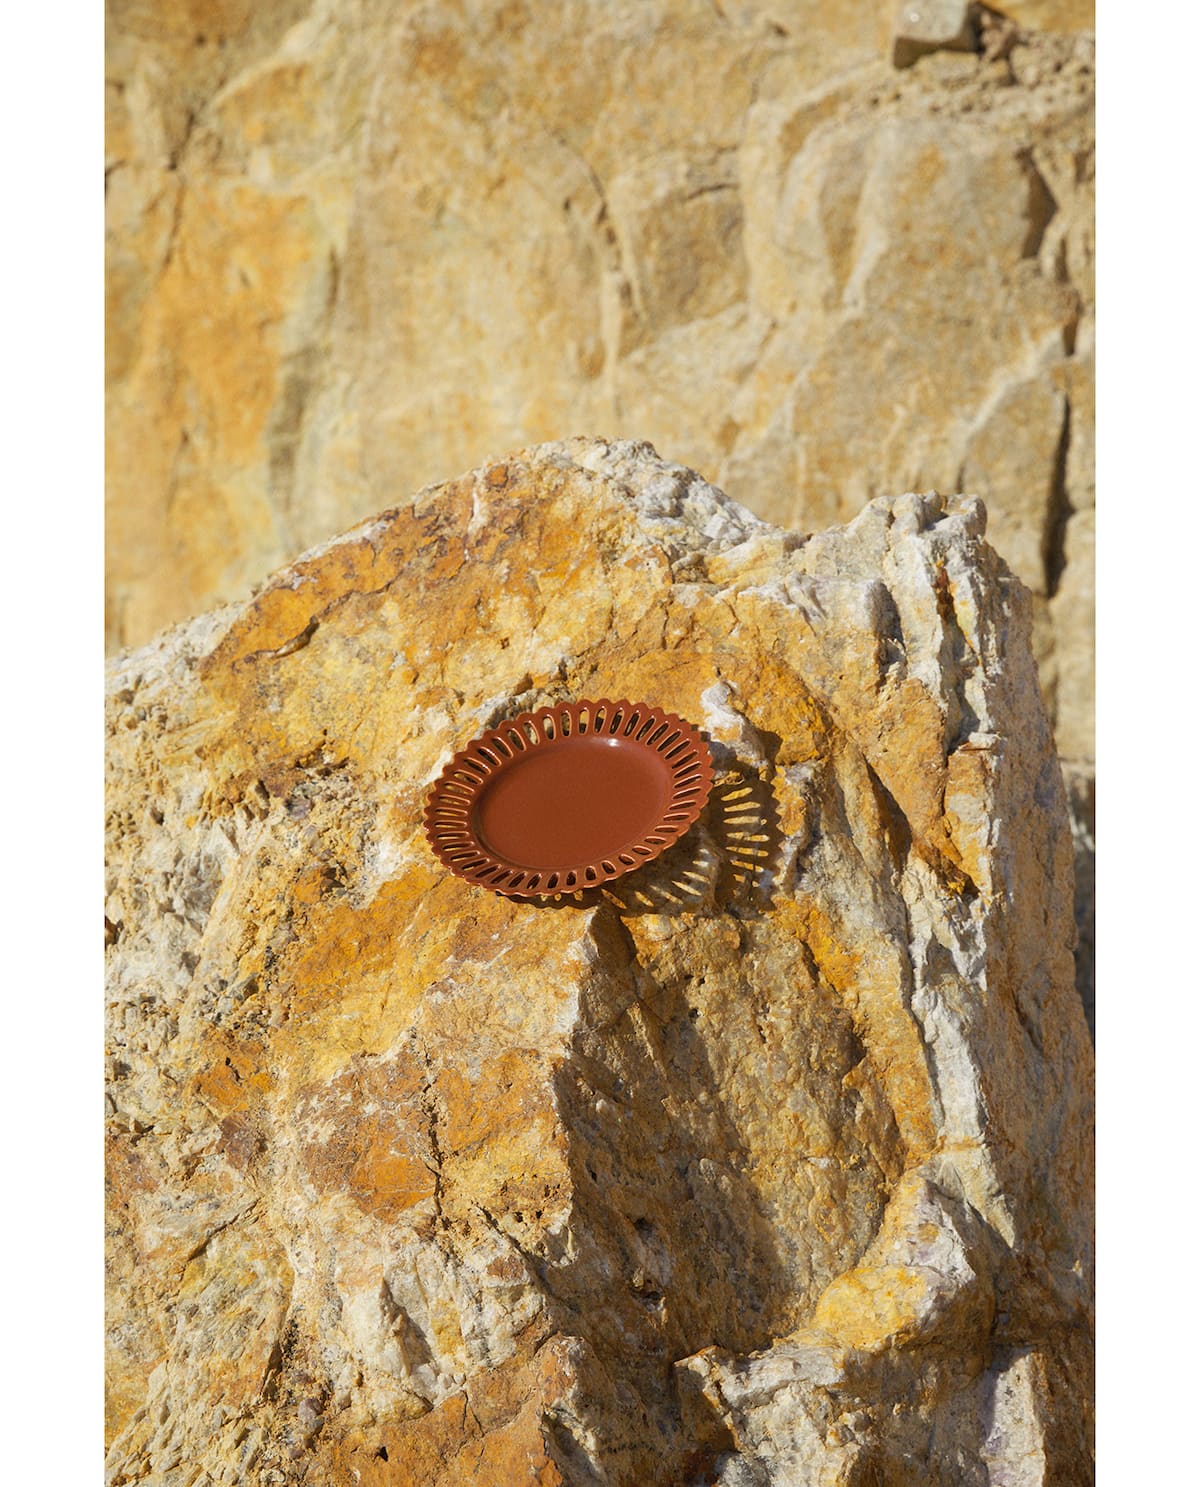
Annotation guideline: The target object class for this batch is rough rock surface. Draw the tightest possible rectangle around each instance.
[105,0,1096,1015]
[103,2,1095,705]
[105,441,1094,1485]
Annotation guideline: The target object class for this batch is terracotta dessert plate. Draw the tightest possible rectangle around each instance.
[424,698,714,897]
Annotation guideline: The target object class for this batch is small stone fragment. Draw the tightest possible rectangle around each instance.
[892,0,979,68]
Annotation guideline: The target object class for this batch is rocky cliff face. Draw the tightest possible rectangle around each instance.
[105,441,1094,1485]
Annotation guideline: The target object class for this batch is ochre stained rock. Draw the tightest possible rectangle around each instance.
[991,2,1095,31]
[106,0,1096,1017]
[105,440,1094,1485]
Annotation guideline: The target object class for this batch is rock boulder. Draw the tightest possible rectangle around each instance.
[105,440,1093,1484]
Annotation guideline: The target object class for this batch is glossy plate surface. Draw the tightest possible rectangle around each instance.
[424,699,714,896]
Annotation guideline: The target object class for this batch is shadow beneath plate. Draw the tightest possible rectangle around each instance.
[506,762,785,918]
